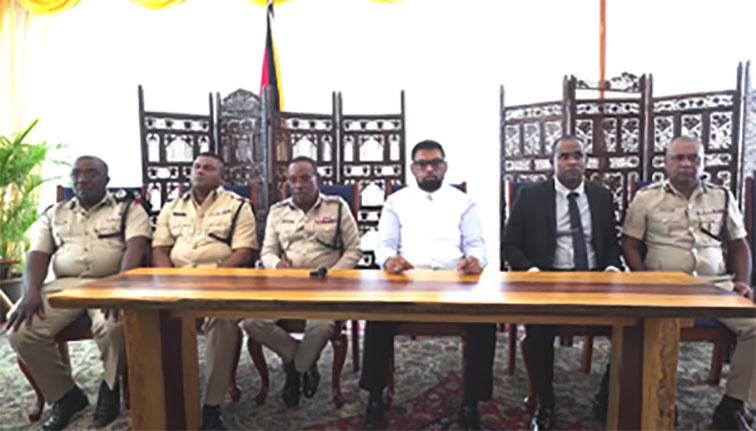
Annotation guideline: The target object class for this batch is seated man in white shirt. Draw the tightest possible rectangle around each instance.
[359,140,496,431]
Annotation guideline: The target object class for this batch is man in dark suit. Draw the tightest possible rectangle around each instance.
[502,135,622,431]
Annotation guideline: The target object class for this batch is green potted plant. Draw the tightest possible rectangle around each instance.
[0,119,57,302]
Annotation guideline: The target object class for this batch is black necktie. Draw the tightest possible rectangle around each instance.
[568,192,589,270]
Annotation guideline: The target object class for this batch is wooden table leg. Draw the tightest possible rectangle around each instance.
[606,324,624,430]
[617,324,643,430]
[641,318,680,431]
[124,310,199,430]
[123,310,168,430]
[181,317,200,430]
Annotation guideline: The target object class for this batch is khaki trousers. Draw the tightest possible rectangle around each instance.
[704,278,756,403]
[243,319,335,372]
[718,316,756,403]
[8,277,125,404]
[202,318,240,406]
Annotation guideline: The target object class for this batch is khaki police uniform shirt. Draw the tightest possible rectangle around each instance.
[30,192,152,278]
[261,193,361,270]
[153,187,258,268]
[623,179,747,277]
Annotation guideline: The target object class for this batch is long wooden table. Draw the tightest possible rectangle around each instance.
[48,268,756,430]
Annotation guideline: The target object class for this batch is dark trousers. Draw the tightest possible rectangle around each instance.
[524,324,558,407]
[358,321,497,402]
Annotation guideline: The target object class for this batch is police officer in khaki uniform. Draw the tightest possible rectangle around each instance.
[244,156,360,407]
[8,156,151,430]
[623,136,755,430]
[152,152,257,431]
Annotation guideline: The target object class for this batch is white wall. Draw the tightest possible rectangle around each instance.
[8,0,756,265]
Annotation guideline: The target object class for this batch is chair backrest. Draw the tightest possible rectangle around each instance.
[224,184,257,204]
[319,184,360,217]
[628,180,653,200]
[505,181,534,212]
[276,183,360,218]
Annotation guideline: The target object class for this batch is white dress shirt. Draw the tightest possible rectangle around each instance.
[553,179,597,270]
[375,184,487,270]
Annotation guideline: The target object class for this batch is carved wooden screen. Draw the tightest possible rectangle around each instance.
[500,100,564,185]
[744,61,756,177]
[338,92,406,268]
[139,85,215,221]
[651,89,743,194]
[650,63,747,196]
[270,93,338,200]
[499,90,563,270]
[216,89,269,239]
[565,74,649,221]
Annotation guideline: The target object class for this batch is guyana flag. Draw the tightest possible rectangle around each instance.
[260,0,283,111]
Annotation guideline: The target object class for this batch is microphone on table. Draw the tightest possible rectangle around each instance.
[309,266,328,279]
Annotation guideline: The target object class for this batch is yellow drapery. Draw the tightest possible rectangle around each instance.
[129,0,186,10]
[247,0,291,6]
[2,0,47,134]
[16,0,79,15]
[12,0,402,15]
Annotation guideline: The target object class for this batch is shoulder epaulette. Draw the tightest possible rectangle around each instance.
[43,203,56,213]
[113,189,136,203]
[271,199,290,209]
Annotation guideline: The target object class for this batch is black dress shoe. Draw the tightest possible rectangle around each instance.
[201,404,227,431]
[529,405,555,431]
[93,381,120,428]
[592,390,608,422]
[42,385,89,431]
[458,404,482,430]
[712,403,750,430]
[282,361,301,407]
[302,365,321,399]
[593,366,610,422]
[363,398,385,431]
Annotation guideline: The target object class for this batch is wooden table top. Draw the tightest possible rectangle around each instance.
[46,268,756,320]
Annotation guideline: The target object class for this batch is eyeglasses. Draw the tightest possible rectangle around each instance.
[412,159,446,169]
[70,169,104,181]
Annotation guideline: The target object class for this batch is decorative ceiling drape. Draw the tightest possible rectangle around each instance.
[12,0,398,14]
[16,0,80,15]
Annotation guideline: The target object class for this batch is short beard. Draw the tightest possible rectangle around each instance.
[418,179,442,192]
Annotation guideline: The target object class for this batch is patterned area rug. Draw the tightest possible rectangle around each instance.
[0,327,750,430]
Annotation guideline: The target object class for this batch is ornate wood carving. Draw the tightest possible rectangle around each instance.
[139,85,215,222]
[338,91,406,268]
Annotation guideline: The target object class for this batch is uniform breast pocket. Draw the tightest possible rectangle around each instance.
[51,220,73,246]
[314,223,338,245]
[648,211,685,235]
[206,220,231,243]
[94,218,122,241]
[169,219,191,238]
[700,217,725,242]
[276,222,299,246]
